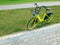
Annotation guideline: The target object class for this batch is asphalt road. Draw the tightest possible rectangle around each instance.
[0,23,60,45]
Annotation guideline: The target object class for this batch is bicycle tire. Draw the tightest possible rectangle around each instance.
[27,17,38,30]
[45,15,53,23]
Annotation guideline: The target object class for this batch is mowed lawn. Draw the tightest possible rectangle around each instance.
[0,6,60,36]
[0,0,60,5]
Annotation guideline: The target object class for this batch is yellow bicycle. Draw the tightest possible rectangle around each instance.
[27,3,53,30]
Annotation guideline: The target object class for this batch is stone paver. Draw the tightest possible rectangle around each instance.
[0,23,60,45]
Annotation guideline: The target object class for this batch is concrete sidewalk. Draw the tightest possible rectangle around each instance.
[0,1,60,10]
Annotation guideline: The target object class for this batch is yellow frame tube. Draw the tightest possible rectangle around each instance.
[36,14,44,22]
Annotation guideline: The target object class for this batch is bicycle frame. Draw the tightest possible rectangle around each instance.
[33,4,52,23]
[35,13,47,22]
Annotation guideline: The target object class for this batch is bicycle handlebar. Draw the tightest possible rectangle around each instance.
[31,3,53,16]
[34,3,48,9]
[34,3,51,14]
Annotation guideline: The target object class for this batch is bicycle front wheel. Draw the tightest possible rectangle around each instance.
[27,17,38,30]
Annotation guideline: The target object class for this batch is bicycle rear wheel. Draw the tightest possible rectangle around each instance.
[44,15,53,23]
[27,17,38,30]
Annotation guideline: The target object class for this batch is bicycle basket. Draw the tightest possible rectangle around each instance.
[31,10,36,16]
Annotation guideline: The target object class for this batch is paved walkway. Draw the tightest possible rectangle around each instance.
[0,1,60,10]
[0,23,60,45]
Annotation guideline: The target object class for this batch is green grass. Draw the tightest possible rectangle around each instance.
[0,6,60,36]
[0,0,60,5]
